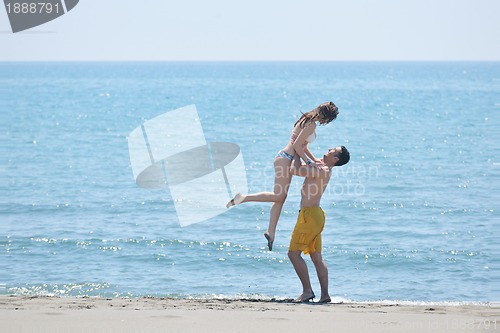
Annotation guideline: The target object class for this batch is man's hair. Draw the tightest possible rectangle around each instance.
[334,146,350,166]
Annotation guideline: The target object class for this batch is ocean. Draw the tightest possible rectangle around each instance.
[1,62,498,304]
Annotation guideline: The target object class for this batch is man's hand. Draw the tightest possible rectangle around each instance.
[291,156,326,178]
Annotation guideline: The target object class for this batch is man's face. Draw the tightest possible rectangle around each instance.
[324,147,342,164]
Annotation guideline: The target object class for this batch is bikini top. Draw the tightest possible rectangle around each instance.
[306,132,316,144]
[290,130,316,145]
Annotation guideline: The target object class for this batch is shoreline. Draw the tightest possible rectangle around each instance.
[1,296,498,333]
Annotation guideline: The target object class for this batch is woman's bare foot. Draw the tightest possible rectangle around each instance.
[264,232,274,251]
[294,292,315,303]
[226,193,244,208]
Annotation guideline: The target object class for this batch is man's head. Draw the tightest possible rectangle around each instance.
[324,146,350,167]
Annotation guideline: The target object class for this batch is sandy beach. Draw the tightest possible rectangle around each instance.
[0,296,497,333]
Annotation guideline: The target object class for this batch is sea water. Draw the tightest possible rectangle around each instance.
[1,62,498,303]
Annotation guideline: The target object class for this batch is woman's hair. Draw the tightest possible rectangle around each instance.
[294,101,339,128]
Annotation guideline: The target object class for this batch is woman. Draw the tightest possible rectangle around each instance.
[226,102,339,251]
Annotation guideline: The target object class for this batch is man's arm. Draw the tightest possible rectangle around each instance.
[290,155,325,178]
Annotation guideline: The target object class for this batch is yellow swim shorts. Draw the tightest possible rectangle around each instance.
[288,206,325,254]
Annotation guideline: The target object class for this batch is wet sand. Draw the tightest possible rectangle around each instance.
[1,296,498,332]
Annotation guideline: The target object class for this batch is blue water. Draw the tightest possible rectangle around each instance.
[1,62,498,303]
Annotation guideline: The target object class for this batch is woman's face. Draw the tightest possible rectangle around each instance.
[317,113,331,125]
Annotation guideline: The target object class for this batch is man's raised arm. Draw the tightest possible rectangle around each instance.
[290,155,321,178]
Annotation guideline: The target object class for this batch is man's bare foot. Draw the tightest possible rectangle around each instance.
[317,298,331,304]
[226,193,243,208]
[264,232,274,251]
[294,292,315,303]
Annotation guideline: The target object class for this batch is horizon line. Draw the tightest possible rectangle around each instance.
[1,59,500,63]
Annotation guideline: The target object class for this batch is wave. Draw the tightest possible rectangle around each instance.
[2,285,491,307]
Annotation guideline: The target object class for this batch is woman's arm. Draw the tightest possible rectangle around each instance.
[292,123,316,164]
[290,154,325,178]
[303,145,320,163]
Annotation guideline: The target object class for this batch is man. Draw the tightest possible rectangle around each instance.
[288,146,350,303]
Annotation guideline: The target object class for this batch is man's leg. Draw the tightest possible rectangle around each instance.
[310,251,331,303]
[288,250,315,301]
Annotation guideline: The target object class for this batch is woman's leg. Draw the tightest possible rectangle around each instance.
[226,157,292,250]
[264,158,292,249]
[227,157,292,205]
